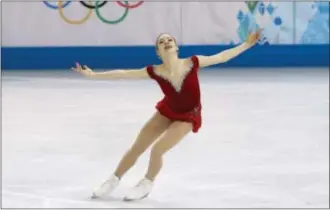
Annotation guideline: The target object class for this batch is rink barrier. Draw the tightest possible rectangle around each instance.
[1,44,329,70]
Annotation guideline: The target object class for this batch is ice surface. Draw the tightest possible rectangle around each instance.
[2,68,329,208]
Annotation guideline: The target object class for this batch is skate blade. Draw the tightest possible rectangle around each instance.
[90,193,99,199]
[123,193,149,202]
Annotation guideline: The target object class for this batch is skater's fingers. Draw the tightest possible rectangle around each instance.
[75,62,83,70]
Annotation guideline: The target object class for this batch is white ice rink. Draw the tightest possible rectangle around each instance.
[2,68,329,208]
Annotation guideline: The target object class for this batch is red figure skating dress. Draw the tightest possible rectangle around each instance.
[146,55,202,133]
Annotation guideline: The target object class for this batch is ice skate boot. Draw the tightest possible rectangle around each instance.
[123,178,153,201]
[91,174,120,199]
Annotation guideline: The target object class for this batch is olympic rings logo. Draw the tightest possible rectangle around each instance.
[42,1,144,25]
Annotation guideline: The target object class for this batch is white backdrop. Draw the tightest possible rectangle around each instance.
[2,1,182,46]
[2,1,328,46]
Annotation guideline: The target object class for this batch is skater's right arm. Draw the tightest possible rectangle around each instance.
[72,63,150,80]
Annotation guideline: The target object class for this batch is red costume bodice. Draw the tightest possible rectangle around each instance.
[146,55,202,133]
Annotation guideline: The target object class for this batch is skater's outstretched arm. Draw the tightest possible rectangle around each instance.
[196,29,262,68]
[72,63,150,80]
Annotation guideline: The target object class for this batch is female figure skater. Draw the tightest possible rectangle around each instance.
[72,30,261,201]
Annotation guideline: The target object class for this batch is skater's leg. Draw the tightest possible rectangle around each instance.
[114,111,172,178]
[145,121,192,181]
[92,112,171,198]
[123,121,192,201]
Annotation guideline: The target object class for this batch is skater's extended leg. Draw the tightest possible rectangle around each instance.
[146,121,192,181]
[92,112,171,198]
[123,121,192,201]
[114,111,172,178]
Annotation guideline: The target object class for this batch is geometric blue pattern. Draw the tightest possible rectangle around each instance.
[237,1,280,45]
[266,4,275,15]
[300,1,329,44]
[236,12,262,42]
[274,17,283,26]
[259,2,265,15]
[236,1,328,45]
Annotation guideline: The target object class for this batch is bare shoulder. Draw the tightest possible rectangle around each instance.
[152,64,164,72]
[181,57,194,66]
[181,56,199,68]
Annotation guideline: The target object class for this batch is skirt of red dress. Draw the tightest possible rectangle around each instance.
[155,101,202,133]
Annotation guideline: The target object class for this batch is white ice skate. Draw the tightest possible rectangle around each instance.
[123,178,153,201]
[91,174,120,199]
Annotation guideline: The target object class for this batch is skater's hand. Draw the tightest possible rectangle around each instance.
[72,62,96,77]
[245,29,262,46]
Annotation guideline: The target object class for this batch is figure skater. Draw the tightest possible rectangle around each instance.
[72,30,261,201]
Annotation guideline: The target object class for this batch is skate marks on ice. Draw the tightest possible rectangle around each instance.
[2,184,180,208]
[2,69,329,208]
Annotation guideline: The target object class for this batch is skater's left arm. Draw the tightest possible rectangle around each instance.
[196,29,261,68]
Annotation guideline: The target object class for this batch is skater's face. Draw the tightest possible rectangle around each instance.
[156,33,178,58]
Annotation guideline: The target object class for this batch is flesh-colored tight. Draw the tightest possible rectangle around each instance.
[114,111,192,181]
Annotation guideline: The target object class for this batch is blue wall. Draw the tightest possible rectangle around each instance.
[1,45,329,70]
